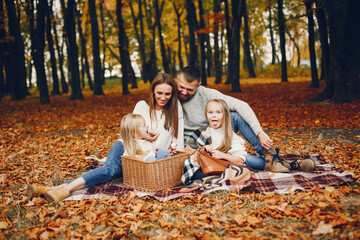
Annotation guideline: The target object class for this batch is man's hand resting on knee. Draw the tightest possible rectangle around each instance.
[258,131,273,150]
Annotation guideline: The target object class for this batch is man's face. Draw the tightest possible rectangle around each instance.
[177,74,200,102]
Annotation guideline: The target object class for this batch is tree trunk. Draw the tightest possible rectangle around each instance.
[88,0,104,95]
[285,28,300,67]
[0,0,5,99]
[198,0,207,86]
[32,0,50,103]
[77,10,93,90]
[173,2,184,71]
[315,0,329,81]
[242,0,256,78]
[5,0,28,100]
[99,1,106,85]
[66,0,83,100]
[306,0,319,88]
[213,0,222,84]
[268,0,277,65]
[154,0,169,73]
[224,0,231,83]
[277,0,288,82]
[314,0,360,103]
[185,0,198,67]
[116,0,130,95]
[129,0,149,82]
[46,0,60,95]
[227,0,243,92]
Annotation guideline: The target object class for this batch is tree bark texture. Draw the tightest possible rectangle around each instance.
[76,10,93,90]
[198,0,207,86]
[185,0,198,67]
[242,0,256,78]
[46,0,60,95]
[65,0,83,100]
[227,0,243,92]
[315,0,360,103]
[116,0,130,95]
[315,0,329,81]
[277,0,288,82]
[88,0,104,95]
[213,0,222,84]
[32,0,50,103]
[305,0,319,88]
[4,0,28,100]
[154,0,169,73]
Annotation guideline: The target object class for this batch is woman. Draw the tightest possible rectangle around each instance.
[27,73,184,202]
[133,72,184,150]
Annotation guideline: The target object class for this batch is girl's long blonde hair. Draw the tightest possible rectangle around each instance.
[149,72,179,138]
[205,99,233,153]
[120,113,146,158]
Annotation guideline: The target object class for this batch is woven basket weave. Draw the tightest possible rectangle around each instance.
[122,151,189,192]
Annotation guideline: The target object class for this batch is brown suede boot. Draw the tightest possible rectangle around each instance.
[263,148,290,173]
[282,159,316,171]
[27,185,51,199]
[44,188,70,203]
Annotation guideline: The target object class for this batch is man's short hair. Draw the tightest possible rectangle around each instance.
[179,66,200,83]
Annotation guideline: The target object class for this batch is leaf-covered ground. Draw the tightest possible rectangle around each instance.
[1,77,359,239]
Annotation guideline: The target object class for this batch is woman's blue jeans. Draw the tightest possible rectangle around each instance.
[230,112,264,156]
[69,141,124,188]
[245,154,266,170]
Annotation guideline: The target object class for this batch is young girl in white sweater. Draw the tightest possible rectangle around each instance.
[121,113,171,161]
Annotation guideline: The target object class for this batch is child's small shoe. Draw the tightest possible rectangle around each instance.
[44,188,70,203]
[27,185,51,199]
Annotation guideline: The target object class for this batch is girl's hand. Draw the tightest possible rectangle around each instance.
[211,150,226,159]
[147,132,159,142]
[204,145,212,153]
[169,143,177,156]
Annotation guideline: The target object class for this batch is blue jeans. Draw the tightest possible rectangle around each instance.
[245,154,266,170]
[230,112,264,155]
[69,141,124,188]
[144,148,171,162]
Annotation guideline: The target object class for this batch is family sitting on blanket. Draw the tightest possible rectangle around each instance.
[26,66,315,202]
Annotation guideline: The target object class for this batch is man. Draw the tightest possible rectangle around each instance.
[177,66,290,173]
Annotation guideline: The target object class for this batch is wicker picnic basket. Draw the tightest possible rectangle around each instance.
[122,151,190,192]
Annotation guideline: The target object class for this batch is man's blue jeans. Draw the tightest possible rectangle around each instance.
[230,112,264,155]
[245,154,266,170]
[79,141,124,188]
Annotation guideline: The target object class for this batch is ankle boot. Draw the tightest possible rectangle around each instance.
[264,148,290,173]
[27,185,51,199]
[283,159,316,171]
[44,188,70,203]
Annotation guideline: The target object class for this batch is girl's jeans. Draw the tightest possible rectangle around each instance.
[67,141,124,188]
[144,148,171,162]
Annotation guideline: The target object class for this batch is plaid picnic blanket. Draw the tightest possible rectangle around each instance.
[64,154,355,202]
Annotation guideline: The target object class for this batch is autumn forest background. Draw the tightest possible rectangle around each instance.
[1,0,360,238]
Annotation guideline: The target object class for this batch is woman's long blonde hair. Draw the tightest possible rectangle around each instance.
[149,72,179,138]
[205,99,233,153]
[120,113,146,158]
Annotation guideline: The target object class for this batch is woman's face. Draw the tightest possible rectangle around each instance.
[154,83,173,109]
[206,102,224,129]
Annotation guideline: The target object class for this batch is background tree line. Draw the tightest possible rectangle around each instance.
[0,0,359,104]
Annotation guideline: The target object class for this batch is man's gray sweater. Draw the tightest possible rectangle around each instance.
[181,86,263,140]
